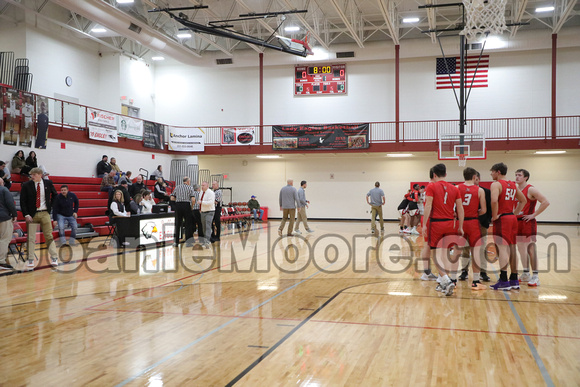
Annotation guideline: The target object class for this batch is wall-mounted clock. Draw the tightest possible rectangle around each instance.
[65,76,73,87]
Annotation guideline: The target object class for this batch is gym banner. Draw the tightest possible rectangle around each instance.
[88,108,118,143]
[20,92,34,147]
[35,96,49,149]
[272,123,369,150]
[221,127,257,145]
[143,121,165,150]
[118,116,144,140]
[3,89,21,146]
[168,126,205,152]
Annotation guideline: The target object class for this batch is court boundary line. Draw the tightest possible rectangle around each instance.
[114,264,334,387]
[85,306,580,341]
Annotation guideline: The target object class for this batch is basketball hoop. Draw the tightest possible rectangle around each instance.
[461,0,508,40]
[458,154,467,167]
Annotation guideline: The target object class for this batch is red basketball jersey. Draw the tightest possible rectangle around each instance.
[425,181,460,219]
[518,184,537,218]
[457,183,480,218]
[497,179,519,215]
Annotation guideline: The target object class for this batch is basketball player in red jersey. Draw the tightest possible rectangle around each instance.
[515,169,550,287]
[422,163,464,296]
[451,167,487,290]
[419,169,438,281]
[489,163,526,291]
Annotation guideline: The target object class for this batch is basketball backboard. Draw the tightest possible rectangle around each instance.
[439,133,486,165]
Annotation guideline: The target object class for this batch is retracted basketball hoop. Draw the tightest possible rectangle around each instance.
[461,0,508,40]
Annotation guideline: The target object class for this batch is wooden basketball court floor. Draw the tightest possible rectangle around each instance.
[0,221,578,386]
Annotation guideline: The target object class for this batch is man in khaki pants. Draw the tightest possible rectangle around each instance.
[366,181,385,234]
[20,167,59,266]
[279,179,299,237]
[295,180,314,234]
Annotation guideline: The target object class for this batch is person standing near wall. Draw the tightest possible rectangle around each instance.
[294,180,313,234]
[279,179,299,237]
[366,181,385,234]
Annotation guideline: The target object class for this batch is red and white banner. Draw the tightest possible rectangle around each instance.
[88,108,118,143]
[221,127,257,145]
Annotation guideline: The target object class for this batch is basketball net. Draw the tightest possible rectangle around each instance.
[461,0,508,40]
[458,154,467,167]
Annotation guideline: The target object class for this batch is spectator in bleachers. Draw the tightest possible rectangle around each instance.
[52,184,79,246]
[96,155,111,178]
[0,161,12,190]
[129,193,143,215]
[0,178,18,271]
[130,174,146,198]
[141,191,155,214]
[125,171,133,186]
[11,150,32,176]
[101,170,117,195]
[154,177,170,202]
[25,151,49,177]
[110,158,124,182]
[151,165,165,181]
[116,180,132,209]
[248,195,264,222]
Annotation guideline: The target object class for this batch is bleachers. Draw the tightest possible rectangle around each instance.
[7,174,255,245]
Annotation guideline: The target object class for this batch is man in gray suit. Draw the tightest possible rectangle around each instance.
[279,179,299,237]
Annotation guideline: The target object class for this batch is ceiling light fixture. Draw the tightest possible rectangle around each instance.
[151,56,165,61]
[117,0,135,4]
[535,6,555,12]
[176,33,192,39]
[386,153,413,157]
[91,28,107,33]
[535,150,566,154]
[256,155,281,159]
[402,17,420,23]
[284,26,300,32]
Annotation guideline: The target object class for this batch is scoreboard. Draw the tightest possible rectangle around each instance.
[294,64,346,96]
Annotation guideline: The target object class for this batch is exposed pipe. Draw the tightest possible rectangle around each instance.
[51,0,201,64]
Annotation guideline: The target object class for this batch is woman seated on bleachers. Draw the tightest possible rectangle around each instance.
[154,177,170,202]
[25,151,49,177]
[11,150,32,176]
[141,190,155,214]
[110,190,130,218]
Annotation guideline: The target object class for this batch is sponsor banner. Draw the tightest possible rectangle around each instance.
[143,121,165,150]
[88,108,118,143]
[139,217,175,246]
[272,123,369,150]
[168,126,205,152]
[35,96,49,149]
[221,127,257,145]
[3,89,21,146]
[118,116,144,140]
[19,92,34,147]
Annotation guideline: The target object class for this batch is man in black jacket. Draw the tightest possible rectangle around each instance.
[52,184,79,246]
[20,168,59,266]
[129,174,146,198]
[96,155,112,178]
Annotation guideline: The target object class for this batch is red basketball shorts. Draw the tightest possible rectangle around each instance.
[493,214,518,245]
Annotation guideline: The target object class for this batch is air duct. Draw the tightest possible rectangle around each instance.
[51,0,200,64]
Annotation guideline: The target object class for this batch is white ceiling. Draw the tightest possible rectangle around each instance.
[1,0,579,61]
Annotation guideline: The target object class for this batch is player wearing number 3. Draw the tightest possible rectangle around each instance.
[489,163,527,291]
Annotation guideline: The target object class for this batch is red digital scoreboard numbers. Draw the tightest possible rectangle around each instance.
[294,64,346,96]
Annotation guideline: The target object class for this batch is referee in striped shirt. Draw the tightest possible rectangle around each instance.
[170,177,195,246]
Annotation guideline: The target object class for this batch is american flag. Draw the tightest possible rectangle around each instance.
[436,55,489,90]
